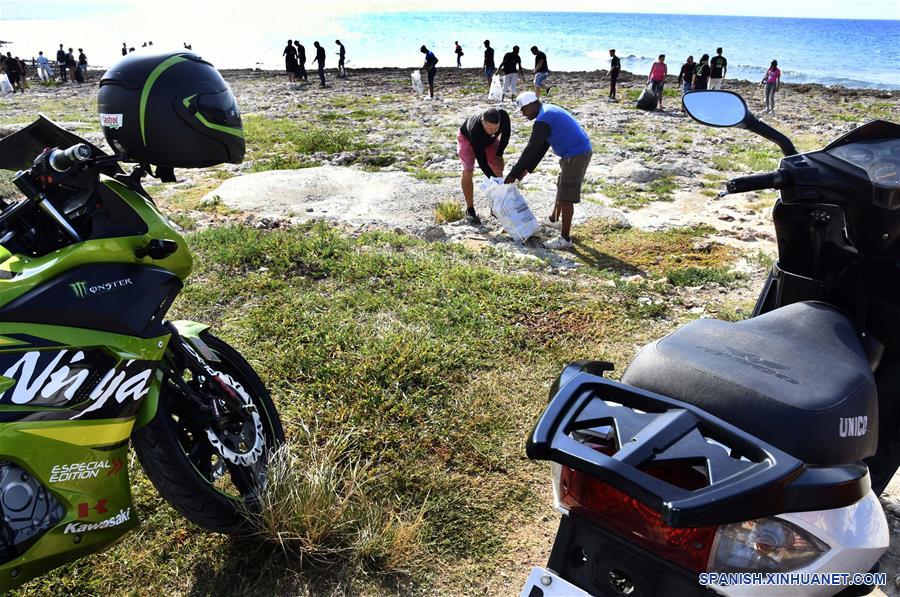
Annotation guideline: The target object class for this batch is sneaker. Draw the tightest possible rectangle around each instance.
[543,236,574,250]
[465,211,481,225]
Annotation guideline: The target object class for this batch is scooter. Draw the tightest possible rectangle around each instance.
[521,90,900,596]
[0,117,284,589]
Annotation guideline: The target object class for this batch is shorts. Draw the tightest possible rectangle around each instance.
[534,71,550,87]
[556,150,592,204]
[682,81,691,95]
[457,131,501,174]
[651,80,665,96]
[708,77,723,90]
[485,67,495,79]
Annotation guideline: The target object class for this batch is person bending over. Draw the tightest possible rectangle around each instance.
[457,108,510,224]
[505,92,592,250]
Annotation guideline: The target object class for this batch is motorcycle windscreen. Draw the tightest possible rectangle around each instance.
[0,115,122,175]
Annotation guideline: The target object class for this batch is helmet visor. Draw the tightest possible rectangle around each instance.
[196,89,242,128]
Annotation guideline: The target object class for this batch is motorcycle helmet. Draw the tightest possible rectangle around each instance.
[98,52,244,168]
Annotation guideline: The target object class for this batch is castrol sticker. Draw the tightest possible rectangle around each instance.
[100,113,123,129]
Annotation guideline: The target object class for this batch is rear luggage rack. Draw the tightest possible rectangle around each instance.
[527,369,869,527]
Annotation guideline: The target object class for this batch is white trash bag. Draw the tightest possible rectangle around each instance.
[411,70,424,95]
[0,74,12,94]
[480,178,539,243]
[487,75,502,101]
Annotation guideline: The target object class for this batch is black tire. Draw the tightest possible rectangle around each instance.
[133,332,284,534]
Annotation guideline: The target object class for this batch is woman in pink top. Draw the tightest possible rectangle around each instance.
[648,54,668,111]
[760,59,782,114]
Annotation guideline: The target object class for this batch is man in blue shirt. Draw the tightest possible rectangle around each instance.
[505,92,592,249]
[420,45,439,99]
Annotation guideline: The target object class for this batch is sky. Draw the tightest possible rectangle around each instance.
[1,0,899,20]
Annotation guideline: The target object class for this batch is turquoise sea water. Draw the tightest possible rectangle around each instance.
[2,4,899,89]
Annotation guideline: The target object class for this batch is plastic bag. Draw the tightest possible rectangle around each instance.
[636,82,657,111]
[487,75,502,101]
[411,70,424,95]
[0,75,12,94]
[480,178,539,243]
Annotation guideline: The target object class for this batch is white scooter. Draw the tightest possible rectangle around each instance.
[521,91,900,596]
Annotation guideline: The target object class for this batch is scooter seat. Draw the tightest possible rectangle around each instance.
[621,301,877,465]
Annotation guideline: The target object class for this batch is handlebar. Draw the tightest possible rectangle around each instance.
[720,170,785,197]
[48,143,92,173]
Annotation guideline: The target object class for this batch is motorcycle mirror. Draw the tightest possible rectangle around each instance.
[682,90,747,127]
[682,90,798,157]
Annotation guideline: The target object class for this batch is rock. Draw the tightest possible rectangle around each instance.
[657,160,695,177]
[421,225,447,242]
[332,151,357,166]
[609,159,661,183]
[718,214,735,222]
[305,207,314,212]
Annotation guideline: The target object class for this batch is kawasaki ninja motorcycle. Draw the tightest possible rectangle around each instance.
[0,51,283,590]
[522,92,900,596]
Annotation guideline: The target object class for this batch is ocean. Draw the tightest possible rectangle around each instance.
[2,4,899,89]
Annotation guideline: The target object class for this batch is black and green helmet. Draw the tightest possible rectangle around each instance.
[98,52,244,168]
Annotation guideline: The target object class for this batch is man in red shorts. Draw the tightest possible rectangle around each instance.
[457,108,511,224]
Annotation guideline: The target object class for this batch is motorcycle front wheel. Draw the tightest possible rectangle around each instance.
[132,332,285,534]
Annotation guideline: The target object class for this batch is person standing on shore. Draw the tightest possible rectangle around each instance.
[294,41,307,82]
[499,46,523,103]
[78,49,88,82]
[692,54,710,90]
[335,40,346,78]
[677,55,694,109]
[531,46,550,97]
[608,49,620,101]
[709,47,727,89]
[420,45,438,99]
[457,107,510,224]
[4,54,23,92]
[761,60,781,114]
[454,41,464,68]
[505,92,593,250]
[283,40,297,84]
[483,40,495,89]
[16,58,29,90]
[66,48,77,83]
[648,54,667,111]
[121,42,128,57]
[56,45,67,82]
[36,51,52,81]
[314,41,327,88]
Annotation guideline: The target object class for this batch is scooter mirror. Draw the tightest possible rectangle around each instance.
[683,91,748,128]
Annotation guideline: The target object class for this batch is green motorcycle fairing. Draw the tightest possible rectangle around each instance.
[0,132,202,588]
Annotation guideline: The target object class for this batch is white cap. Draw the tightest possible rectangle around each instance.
[515,91,539,109]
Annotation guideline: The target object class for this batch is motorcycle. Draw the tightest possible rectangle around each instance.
[0,117,284,590]
[521,91,900,596]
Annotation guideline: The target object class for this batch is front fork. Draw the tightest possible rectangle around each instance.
[135,321,250,431]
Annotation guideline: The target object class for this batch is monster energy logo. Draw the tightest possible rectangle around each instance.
[70,281,88,299]
[69,278,133,300]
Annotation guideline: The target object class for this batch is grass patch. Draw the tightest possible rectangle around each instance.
[410,168,452,183]
[248,155,319,172]
[599,176,678,209]
[667,266,739,287]
[243,115,364,162]
[434,201,464,223]
[246,433,425,576]
[711,142,781,173]
[572,220,738,279]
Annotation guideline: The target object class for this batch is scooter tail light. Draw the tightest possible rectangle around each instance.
[558,465,718,574]
[709,517,829,573]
